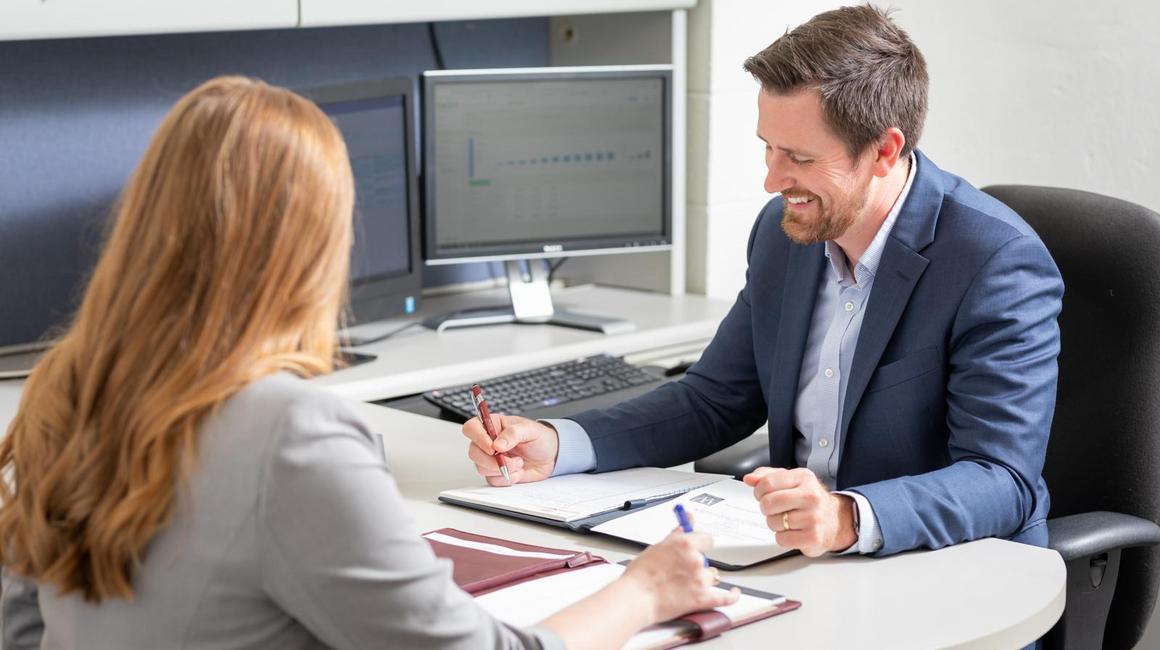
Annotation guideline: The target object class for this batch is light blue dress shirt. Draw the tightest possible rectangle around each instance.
[548,154,916,555]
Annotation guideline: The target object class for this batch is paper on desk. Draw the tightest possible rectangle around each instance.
[440,468,725,523]
[474,562,778,649]
[475,563,624,627]
[592,478,789,568]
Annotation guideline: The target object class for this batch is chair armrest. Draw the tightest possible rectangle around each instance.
[693,434,769,480]
[1048,511,1160,562]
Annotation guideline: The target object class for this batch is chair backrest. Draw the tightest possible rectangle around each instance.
[983,184,1160,650]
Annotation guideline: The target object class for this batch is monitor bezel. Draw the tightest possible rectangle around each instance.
[299,77,423,324]
[421,65,674,266]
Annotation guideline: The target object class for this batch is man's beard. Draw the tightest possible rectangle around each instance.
[780,190,867,245]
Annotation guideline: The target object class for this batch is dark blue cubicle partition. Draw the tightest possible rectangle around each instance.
[0,19,548,349]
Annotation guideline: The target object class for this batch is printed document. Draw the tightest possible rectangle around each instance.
[592,478,790,568]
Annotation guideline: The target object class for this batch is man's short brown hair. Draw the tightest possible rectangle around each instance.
[743,4,928,158]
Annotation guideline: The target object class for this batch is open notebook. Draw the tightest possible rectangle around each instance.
[439,468,726,530]
[424,528,800,649]
[439,468,792,569]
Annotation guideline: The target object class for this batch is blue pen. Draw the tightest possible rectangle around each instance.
[673,504,709,566]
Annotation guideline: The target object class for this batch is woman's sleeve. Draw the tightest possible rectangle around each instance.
[256,393,564,650]
[1,568,44,650]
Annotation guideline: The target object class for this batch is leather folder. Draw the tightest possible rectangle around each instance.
[424,527,606,596]
[424,527,800,648]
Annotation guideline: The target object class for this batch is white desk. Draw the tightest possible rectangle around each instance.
[358,400,1066,649]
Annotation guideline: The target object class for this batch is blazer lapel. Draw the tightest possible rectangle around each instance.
[766,241,825,464]
[840,150,943,439]
[840,241,929,438]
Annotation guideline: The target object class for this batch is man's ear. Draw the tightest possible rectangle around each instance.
[871,128,906,178]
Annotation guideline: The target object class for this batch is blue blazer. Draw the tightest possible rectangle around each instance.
[572,151,1063,555]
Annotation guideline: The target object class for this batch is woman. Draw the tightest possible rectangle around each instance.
[0,76,735,649]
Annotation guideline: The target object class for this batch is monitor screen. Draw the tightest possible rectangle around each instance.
[304,78,422,323]
[423,66,672,264]
[329,96,412,284]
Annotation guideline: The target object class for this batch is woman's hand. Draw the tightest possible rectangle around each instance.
[541,526,739,650]
[621,529,740,623]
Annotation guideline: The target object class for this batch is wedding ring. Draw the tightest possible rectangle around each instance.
[782,511,790,532]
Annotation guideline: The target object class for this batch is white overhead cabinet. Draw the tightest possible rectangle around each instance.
[0,0,298,41]
[297,1,695,27]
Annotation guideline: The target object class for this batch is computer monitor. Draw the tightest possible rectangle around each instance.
[421,65,673,333]
[302,78,423,333]
[0,78,422,377]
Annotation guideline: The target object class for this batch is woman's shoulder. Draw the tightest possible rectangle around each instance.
[210,372,375,455]
[228,371,357,419]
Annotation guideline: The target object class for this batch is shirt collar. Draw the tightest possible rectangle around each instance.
[824,151,917,286]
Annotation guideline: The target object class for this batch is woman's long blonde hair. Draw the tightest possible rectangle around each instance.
[0,76,355,601]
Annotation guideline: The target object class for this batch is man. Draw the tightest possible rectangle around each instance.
[464,5,1062,558]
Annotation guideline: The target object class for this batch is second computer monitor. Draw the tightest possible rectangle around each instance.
[300,78,423,329]
[422,65,672,333]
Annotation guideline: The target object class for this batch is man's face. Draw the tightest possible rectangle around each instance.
[756,89,876,244]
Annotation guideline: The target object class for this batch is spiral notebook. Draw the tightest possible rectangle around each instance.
[438,467,728,531]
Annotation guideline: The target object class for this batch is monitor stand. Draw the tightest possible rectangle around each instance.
[422,260,636,335]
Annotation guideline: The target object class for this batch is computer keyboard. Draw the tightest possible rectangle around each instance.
[423,353,662,421]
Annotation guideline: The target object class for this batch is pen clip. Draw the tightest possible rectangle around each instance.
[566,551,595,568]
[470,384,485,412]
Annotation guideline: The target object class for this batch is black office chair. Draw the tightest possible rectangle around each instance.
[983,185,1160,650]
[696,185,1160,649]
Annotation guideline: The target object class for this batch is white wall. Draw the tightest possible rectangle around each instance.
[688,0,1160,301]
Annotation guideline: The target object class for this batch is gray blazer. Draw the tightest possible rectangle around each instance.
[1,373,562,650]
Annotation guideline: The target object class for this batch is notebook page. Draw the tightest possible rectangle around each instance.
[475,563,626,626]
[440,468,726,522]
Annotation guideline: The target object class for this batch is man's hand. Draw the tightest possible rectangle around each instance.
[743,467,857,557]
[463,414,560,486]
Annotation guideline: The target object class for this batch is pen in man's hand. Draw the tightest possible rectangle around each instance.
[673,503,709,566]
[471,384,511,484]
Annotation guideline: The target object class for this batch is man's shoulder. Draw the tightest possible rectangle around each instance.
[895,153,1059,287]
[942,177,1037,239]
[921,156,1038,246]
[918,159,1059,291]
